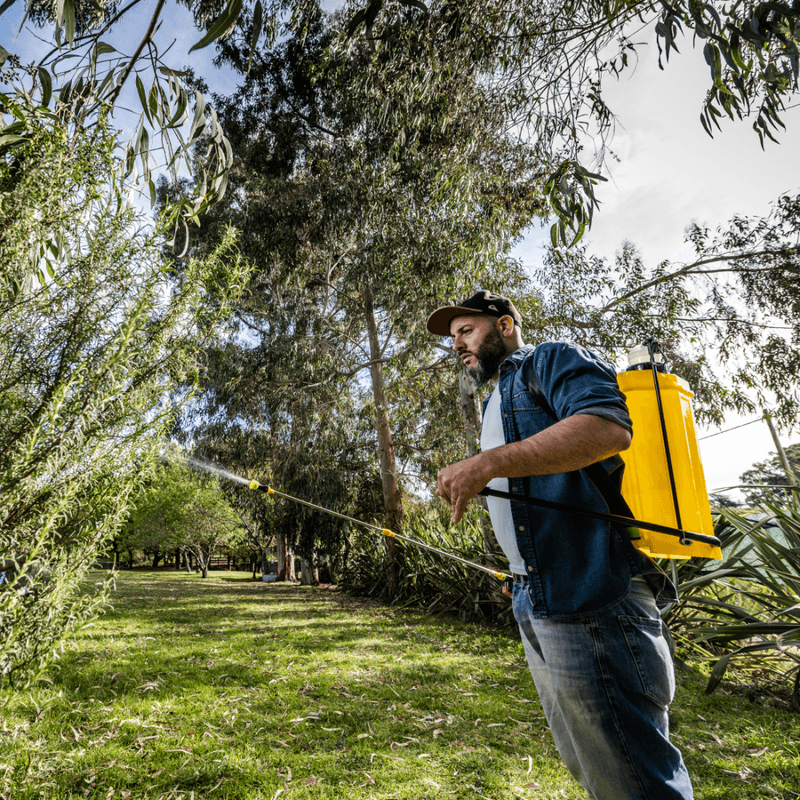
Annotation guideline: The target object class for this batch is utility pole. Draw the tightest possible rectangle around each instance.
[763,411,798,486]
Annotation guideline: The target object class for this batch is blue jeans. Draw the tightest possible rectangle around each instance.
[512,578,694,799]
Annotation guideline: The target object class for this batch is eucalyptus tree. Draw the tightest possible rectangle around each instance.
[0,65,248,687]
[338,0,800,245]
[0,0,321,251]
[167,3,545,590]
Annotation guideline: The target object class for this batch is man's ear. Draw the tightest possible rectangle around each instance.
[496,315,515,338]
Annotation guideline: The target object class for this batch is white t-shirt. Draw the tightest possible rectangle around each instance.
[480,382,526,575]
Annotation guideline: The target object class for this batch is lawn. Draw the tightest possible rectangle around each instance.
[0,571,798,799]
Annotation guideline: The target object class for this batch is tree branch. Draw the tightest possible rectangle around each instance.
[598,247,799,314]
[107,0,168,108]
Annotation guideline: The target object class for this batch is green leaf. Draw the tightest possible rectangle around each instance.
[136,76,153,126]
[63,0,76,46]
[705,652,733,693]
[148,86,159,123]
[0,133,27,151]
[38,67,52,107]
[167,90,188,128]
[346,7,370,39]
[703,42,722,87]
[189,0,243,53]
[157,66,191,78]
[188,91,206,143]
[247,0,263,75]
[59,78,72,104]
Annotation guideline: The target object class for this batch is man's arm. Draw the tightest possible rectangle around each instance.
[436,414,631,525]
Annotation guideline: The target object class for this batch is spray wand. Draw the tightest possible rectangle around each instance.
[248,480,509,582]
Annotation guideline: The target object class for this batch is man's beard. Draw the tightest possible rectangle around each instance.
[464,325,507,386]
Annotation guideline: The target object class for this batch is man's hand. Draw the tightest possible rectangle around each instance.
[436,454,491,525]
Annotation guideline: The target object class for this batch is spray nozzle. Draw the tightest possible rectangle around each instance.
[249,480,260,490]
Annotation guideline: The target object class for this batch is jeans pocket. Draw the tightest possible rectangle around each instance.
[618,615,676,708]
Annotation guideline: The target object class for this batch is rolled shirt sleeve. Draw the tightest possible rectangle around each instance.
[532,342,633,434]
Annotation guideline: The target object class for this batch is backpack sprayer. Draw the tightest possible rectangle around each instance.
[617,339,722,560]
[242,339,721,589]
[480,339,722,560]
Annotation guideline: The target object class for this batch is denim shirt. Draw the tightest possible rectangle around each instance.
[484,342,668,619]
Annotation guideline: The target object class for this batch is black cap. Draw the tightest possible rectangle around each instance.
[426,290,522,337]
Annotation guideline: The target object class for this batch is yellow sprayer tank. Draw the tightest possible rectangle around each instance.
[617,365,722,560]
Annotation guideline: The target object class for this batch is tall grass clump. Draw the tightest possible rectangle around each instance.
[664,488,800,704]
[339,502,511,625]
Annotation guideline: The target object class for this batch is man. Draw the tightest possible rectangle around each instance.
[427,290,694,800]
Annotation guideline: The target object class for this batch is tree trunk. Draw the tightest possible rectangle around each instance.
[300,555,319,586]
[183,549,192,573]
[276,531,295,581]
[363,281,403,596]
[459,371,500,554]
[198,546,210,578]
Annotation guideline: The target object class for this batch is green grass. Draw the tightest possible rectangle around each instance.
[1,571,798,799]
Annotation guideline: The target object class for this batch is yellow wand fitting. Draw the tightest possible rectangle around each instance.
[381,529,396,538]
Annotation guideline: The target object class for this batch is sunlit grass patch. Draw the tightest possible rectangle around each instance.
[1,571,798,799]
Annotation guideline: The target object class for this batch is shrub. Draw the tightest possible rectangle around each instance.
[0,76,247,687]
[664,491,800,704]
[339,502,512,625]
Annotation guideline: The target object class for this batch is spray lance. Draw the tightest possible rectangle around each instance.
[247,480,510,582]
[245,476,718,597]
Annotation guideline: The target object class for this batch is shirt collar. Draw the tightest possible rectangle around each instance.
[499,344,534,373]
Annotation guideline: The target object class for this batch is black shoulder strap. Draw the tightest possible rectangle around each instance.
[522,357,638,528]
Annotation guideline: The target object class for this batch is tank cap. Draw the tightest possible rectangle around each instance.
[627,343,665,368]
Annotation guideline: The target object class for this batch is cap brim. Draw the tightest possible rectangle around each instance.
[426,306,483,337]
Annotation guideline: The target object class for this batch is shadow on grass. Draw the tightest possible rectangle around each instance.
[54,573,480,705]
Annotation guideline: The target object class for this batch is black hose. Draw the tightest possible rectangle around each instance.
[478,487,721,547]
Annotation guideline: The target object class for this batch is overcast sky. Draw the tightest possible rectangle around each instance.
[3,3,798,497]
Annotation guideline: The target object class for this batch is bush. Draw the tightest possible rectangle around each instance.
[0,75,247,687]
[664,491,800,703]
[339,502,512,625]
